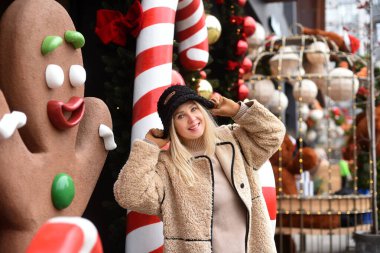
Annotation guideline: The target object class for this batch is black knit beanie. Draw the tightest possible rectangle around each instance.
[157,85,215,138]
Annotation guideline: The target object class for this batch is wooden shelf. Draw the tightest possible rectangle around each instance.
[277,195,371,214]
[276,225,371,235]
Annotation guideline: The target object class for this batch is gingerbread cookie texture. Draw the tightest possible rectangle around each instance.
[0,0,114,252]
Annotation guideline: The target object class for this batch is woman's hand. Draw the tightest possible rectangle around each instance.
[145,128,169,148]
[209,94,240,117]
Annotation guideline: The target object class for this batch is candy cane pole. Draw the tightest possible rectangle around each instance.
[129,1,178,252]
[259,161,277,234]
[26,217,102,253]
[129,0,208,252]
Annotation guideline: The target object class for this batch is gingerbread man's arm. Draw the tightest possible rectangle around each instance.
[75,97,115,171]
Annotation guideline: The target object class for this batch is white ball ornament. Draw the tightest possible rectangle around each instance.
[205,15,222,45]
[298,121,308,134]
[309,109,324,122]
[247,79,275,105]
[292,79,318,104]
[306,130,317,143]
[270,47,300,76]
[247,22,265,47]
[197,79,213,99]
[306,41,330,64]
[299,103,310,121]
[323,68,359,102]
[267,90,288,115]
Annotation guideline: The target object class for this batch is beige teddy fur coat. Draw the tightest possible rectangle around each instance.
[114,100,285,253]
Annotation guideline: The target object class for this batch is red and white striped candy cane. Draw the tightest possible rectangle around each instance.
[258,160,277,234]
[176,0,209,71]
[129,1,177,253]
[26,217,102,253]
[129,0,208,252]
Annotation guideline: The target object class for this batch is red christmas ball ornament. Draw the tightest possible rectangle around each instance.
[237,0,247,7]
[237,78,244,86]
[238,83,249,100]
[241,57,253,73]
[171,70,185,85]
[235,40,248,55]
[200,70,207,79]
[243,16,256,38]
[238,68,245,77]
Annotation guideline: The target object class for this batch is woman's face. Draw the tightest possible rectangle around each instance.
[173,101,205,141]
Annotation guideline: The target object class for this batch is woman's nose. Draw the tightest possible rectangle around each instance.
[188,113,196,122]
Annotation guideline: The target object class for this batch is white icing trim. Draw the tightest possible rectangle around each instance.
[99,124,117,150]
[0,111,27,139]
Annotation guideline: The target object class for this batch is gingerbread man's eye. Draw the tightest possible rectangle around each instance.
[45,64,64,89]
[69,65,86,87]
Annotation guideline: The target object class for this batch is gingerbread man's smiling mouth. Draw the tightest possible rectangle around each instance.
[47,96,85,130]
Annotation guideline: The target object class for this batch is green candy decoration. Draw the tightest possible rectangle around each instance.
[51,173,75,210]
[64,30,85,49]
[41,36,63,55]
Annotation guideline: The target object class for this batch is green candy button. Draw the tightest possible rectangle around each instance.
[51,173,75,210]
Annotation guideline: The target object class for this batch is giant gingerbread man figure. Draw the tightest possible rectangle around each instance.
[0,0,116,252]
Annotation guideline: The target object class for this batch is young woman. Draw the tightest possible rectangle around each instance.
[114,85,285,253]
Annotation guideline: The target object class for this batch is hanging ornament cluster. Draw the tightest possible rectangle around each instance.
[226,2,258,101]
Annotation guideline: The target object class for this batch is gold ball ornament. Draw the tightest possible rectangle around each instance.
[197,79,213,99]
[206,15,222,45]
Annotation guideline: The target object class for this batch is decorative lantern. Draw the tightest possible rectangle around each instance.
[247,79,275,105]
[292,79,318,104]
[269,46,300,76]
[322,68,359,102]
[306,41,330,64]
[267,90,288,115]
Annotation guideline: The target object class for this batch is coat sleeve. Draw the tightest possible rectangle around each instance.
[228,100,286,170]
[113,140,165,216]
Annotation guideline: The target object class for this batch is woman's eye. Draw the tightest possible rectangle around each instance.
[177,114,184,120]
[191,106,197,112]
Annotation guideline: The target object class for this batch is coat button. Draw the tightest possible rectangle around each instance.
[240,183,244,188]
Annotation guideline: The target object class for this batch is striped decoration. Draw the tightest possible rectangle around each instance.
[128,0,208,252]
[258,160,277,233]
[129,1,177,252]
[26,217,102,253]
[176,0,209,71]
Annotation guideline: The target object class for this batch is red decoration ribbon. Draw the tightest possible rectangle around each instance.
[95,0,143,46]
[226,60,240,70]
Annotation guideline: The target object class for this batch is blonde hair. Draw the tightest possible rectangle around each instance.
[168,101,218,185]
